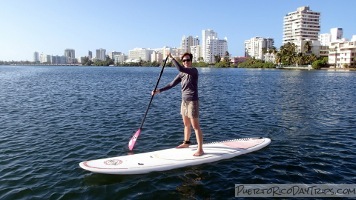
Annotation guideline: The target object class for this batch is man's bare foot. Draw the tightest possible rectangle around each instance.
[193,150,204,156]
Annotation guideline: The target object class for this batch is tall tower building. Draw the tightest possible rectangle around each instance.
[201,29,228,63]
[88,51,92,60]
[33,52,39,63]
[283,6,320,44]
[181,35,199,53]
[202,29,217,62]
[110,51,122,59]
[64,49,76,64]
[64,49,75,59]
[96,48,106,61]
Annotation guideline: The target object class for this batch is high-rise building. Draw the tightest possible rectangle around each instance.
[244,37,274,60]
[201,29,228,63]
[88,51,92,60]
[96,48,106,61]
[190,45,201,62]
[40,53,51,64]
[64,49,75,64]
[181,35,199,53]
[64,49,75,59]
[202,29,217,62]
[283,6,320,44]
[33,52,39,63]
[110,51,122,59]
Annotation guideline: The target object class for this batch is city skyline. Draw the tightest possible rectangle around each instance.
[1,0,356,61]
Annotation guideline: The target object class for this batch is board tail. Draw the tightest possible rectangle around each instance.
[128,129,141,151]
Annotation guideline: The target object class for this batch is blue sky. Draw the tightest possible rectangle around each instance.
[1,0,355,61]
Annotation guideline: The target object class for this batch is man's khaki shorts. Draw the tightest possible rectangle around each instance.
[181,100,199,119]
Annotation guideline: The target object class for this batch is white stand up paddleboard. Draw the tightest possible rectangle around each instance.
[79,137,271,175]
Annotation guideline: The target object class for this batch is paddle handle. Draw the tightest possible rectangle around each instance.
[138,55,169,129]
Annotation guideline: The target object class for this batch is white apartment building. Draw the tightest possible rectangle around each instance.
[113,54,126,64]
[319,28,344,46]
[319,45,329,57]
[110,51,123,59]
[201,29,228,63]
[202,29,217,61]
[40,53,51,63]
[329,41,356,68]
[319,33,332,46]
[190,45,201,62]
[244,37,274,60]
[160,46,178,59]
[148,46,182,62]
[181,35,199,53]
[283,6,320,44]
[150,51,163,63]
[128,48,154,62]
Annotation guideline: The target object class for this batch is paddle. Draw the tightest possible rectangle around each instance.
[128,55,169,151]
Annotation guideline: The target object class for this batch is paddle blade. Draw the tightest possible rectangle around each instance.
[128,129,141,151]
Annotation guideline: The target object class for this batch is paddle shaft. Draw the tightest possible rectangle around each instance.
[138,56,169,129]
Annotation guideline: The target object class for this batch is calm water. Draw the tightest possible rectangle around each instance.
[0,66,355,199]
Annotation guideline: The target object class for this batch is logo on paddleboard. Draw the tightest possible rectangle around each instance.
[104,159,123,165]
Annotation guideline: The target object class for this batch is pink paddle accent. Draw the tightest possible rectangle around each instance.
[128,129,141,151]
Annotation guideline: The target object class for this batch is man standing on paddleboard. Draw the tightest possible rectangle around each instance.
[152,52,204,156]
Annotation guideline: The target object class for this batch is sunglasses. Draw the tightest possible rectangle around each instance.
[182,59,191,62]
